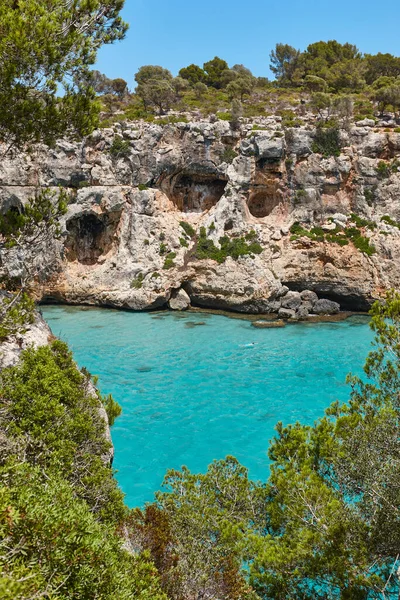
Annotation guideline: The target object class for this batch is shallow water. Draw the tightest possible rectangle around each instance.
[42,306,374,507]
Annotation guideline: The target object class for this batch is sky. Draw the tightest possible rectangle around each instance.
[95,0,400,87]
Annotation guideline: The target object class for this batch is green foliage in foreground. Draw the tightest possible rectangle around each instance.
[0,293,35,341]
[131,457,264,600]
[0,341,125,521]
[0,341,166,599]
[0,464,166,600]
[196,227,263,263]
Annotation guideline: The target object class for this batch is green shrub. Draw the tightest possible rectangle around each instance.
[311,126,341,157]
[0,293,35,341]
[195,229,262,263]
[109,137,131,158]
[216,112,232,121]
[131,273,144,289]
[155,115,188,126]
[179,237,188,247]
[103,393,122,426]
[278,109,302,128]
[364,187,377,206]
[138,184,149,191]
[151,271,161,278]
[350,213,376,229]
[245,229,257,241]
[344,227,376,255]
[0,462,167,600]
[377,161,392,179]
[220,147,238,163]
[310,226,325,238]
[0,342,125,522]
[159,242,168,255]
[325,233,349,246]
[290,220,374,253]
[179,221,196,238]
[163,257,175,270]
[381,215,400,229]
[290,222,307,235]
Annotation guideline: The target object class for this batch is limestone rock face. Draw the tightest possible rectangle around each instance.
[2,114,400,314]
[0,312,53,370]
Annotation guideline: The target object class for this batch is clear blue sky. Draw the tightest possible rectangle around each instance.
[96,0,400,87]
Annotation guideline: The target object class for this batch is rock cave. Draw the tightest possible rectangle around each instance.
[65,212,120,265]
[247,188,283,218]
[160,168,228,213]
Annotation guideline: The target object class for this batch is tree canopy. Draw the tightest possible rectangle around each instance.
[0,0,127,150]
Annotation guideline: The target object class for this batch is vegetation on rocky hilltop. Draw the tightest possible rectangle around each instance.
[95,41,400,127]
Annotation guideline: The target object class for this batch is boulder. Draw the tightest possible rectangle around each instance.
[168,288,191,311]
[300,290,318,311]
[287,129,312,157]
[356,118,375,128]
[254,134,285,159]
[278,307,296,320]
[281,290,302,310]
[313,298,340,315]
[296,305,309,320]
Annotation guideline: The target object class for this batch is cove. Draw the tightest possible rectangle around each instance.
[41,305,374,507]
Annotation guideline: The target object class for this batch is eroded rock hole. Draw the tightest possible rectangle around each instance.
[163,174,228,213]
[66,212,120,265]
[283,282,372,311]
[248,190,282,218]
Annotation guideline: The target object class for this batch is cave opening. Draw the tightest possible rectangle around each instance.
[282,282,372,312]
[66,212,120,265]
[161,172,228,213]
[247,189,282,218]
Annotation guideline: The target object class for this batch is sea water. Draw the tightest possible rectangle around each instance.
[41,306,373,507]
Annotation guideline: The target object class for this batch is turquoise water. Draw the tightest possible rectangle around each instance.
[42,306,374,507]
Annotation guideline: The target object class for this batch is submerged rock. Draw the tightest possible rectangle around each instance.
[252,320,286,328]
[278,307,296,320]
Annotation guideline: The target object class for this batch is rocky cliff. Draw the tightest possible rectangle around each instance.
[2,113,400,316]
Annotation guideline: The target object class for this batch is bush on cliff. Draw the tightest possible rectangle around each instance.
[195,227,263,263]
[0,340,166,599]
[311,125,341,157]
[0,340,124,522]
